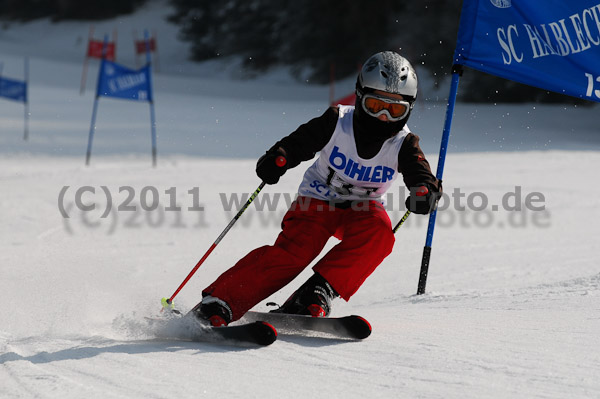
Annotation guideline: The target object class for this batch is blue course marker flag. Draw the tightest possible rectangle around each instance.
[96,61,152,102]
[0,57,29,140]
[86,33,157,167]
[454,0,600,103]
[417,0,600,295]
[0,76,27,103]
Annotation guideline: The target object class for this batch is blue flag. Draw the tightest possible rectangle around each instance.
[454,0,600,103]
[0,76,27,103]
[96,60,152,102]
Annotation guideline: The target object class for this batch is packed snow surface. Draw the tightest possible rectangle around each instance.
[1,1,599,398]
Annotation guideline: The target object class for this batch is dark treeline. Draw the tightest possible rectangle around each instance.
[167,1,454,86]
[168,0,588,104]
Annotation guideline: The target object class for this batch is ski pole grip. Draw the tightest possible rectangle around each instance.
[275,156,287,167]
[416,186,429,196]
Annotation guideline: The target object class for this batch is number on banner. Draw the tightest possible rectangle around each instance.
[585,73,600,99]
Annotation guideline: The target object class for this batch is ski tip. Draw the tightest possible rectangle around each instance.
[255,321,278,346]
[351,315,372,339]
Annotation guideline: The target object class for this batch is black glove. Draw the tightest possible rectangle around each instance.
[256,149,288,184]
[405,184,439,215]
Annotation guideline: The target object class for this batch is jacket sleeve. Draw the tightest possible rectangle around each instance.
[268,107,339,169]
[398,133,442,192]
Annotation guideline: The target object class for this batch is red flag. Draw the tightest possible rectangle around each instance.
[87,40,116,61]
[135,38,156,54]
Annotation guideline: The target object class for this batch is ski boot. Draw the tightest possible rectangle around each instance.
[272,273,338,317]
[189,295,233,327]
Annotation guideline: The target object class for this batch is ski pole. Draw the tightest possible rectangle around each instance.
[161,156,286,311]
[392,210,411,233]
[392,186,430,233]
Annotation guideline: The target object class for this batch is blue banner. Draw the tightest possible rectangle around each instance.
[96,60,152,102]
[0,76,27,103]
[454,0,600,102]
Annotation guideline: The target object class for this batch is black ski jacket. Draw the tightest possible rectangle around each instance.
[273,106,441,193]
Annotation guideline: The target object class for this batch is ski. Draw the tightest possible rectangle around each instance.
[201,321,277,346]
[243,311,372,340]
[145,316,277,346]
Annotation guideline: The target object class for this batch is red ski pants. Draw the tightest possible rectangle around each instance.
[203,197,395,321]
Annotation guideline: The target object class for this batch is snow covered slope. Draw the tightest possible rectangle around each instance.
[1,152,599,399]
[1,1,599,398]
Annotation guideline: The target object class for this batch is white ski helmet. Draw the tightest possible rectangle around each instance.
[356,51,418,107]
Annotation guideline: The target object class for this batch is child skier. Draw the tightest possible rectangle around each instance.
[191,51,441,326]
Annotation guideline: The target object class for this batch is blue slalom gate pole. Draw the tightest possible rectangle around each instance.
[149,101,157,167]
[85,35,108,166]
[416,65,463,295]
[145,29,157,167]
[23,56,29,141]
[85,96,100,166]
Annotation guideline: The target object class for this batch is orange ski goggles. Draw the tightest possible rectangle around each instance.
[361,94,411,121]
